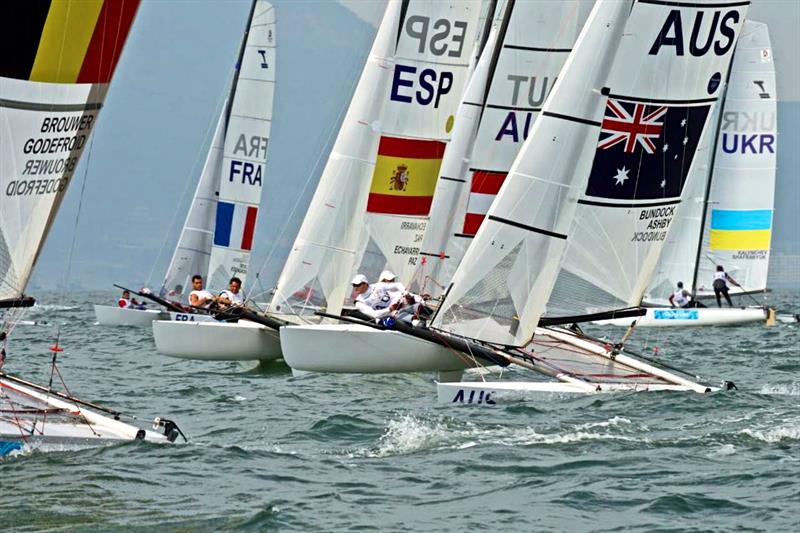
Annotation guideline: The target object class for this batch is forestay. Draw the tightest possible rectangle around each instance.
[412,0,591,296]
[433,0,748,346]
[270,0,480,316]
[0,0,139,305]
[207,1,275,291]
[695,20,776,294]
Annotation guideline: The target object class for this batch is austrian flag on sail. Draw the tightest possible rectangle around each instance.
[462,171,505,236]
[366,137,445,216]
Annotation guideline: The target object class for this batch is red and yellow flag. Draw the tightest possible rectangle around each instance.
[366,136,445,216]
[0,0,140,84]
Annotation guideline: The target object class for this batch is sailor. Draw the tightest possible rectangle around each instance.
[218,277,244,307]
[188,274,216,308]
[118,290,146,310]
[375,270,406,301]
[351,273,393,320]
[712,265,739,308]
[668,282,693,309]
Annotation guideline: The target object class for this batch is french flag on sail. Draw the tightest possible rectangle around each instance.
[214,201,258,251]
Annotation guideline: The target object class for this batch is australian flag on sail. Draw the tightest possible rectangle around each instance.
[585,97,710,201]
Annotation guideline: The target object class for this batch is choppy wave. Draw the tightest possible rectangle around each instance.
[759,382,800,396]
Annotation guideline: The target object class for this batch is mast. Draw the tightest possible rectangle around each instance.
[224,0,259,128]
[478,0,514,124]
[689,55,736,299]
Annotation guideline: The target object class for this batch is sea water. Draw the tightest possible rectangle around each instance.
[1,290,798,531]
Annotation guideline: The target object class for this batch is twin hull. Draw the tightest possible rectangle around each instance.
[94,305,168,326]
[152,320,282,361]
[594,306,767,327]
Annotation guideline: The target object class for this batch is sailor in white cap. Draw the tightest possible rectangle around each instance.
[376,270,406,301]
[351,273,393,319]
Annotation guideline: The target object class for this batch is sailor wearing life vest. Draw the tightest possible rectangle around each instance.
[218,277,244,307]
[668,282,693,308]
[712,265,739,308]
[118,290,145,310]
[188,274,216,308]
[351,273,395,320]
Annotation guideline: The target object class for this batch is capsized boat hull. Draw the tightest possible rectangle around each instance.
[152,319,281,361]
[94,305,168,326]
[280,323,475,373]
[593,306,767,327]
[1,375,172,453]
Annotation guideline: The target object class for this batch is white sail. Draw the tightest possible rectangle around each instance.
[432,0,749,345]
[412,0,591,296]
[207,1,276,291]
[270,0,480,316]
[646,20,776,302]
[0,0,139,304]
[161,107,225,300]
[695,20,776,294]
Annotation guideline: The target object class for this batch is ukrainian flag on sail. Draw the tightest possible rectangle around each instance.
[710,209,772,251]
[366,136,445,216]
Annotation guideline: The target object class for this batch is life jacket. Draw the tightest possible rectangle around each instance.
[672,289,690,308]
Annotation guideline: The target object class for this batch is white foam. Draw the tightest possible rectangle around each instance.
[741,422,800,443]
[759,383,800,396]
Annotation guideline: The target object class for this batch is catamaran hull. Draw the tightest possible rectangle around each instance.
[167,311,216,322]
[152,320,281,361]
[94,305,168,326]
[280,324,475,373]
[437,381,704,405]
[594,307,767,327]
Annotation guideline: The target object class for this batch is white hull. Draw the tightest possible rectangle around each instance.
[1,376,171,448]
[152,319,281,361]
[280,323,475,373]
[94,305,168,327]
[594,307,767,327]
[437,381,703,405]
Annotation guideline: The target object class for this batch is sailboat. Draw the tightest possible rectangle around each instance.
[94,0,275,329]
[279,0,591,375]
[149,0,279,361]
[289,0,751,398]
[599,20,776,328]
[2,0,183,455]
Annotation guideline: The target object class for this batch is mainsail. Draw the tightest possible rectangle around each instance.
[646,20,776,302]
[412,0,591,296]
[0,0,139,306]
[270,0,480,316]
[161,0,276,297]
[432,0,749,346]
[694,20,776,295]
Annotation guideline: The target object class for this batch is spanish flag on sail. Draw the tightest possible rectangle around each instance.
[366,136,446,216]
[0,0,139,84]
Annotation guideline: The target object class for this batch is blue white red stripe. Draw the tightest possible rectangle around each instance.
[213,201,258,251]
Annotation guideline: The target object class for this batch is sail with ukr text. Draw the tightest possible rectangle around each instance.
[270,0,480,317]
[432,0,749,346]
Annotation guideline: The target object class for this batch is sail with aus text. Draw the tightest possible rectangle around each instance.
[432,0,749,346]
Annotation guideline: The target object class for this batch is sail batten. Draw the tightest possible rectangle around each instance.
[432,0,749,345]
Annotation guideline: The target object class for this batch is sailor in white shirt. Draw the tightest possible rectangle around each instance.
[218,276,244,307]
[351,274,394,320]
[188,275,216,308]
[712,265,739,307]
[668,281,692,308]
[374,270,406,301]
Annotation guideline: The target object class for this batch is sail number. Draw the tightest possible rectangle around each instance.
[390,15,469,108]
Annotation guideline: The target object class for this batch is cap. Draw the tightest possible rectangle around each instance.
[351,274,369,286]
[379,270,397,281]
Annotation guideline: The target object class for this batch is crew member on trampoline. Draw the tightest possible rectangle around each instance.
[712,265,740,308]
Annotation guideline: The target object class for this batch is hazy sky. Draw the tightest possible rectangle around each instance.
[30,0,800,291]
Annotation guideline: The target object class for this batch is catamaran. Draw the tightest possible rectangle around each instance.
[2,0,183,456]
[599,19,777,327]
[279,0,590,376]
[286,0,752,399]
[94,0,275,332]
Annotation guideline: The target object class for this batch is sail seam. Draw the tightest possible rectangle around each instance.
[486,104,542,112]
[503,45,571,53]
[487,216,567,240]
[637,0,750,7]
[0,99,102,112]
[605,92,719,105]
[541,111,601,127]
[577,198,682,208]
[439,176,466,183]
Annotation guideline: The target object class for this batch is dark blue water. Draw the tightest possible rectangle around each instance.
[1,290,798,531]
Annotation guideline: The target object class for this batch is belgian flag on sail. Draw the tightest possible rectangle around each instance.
[0,0,140,84]
[366,136,445,216]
